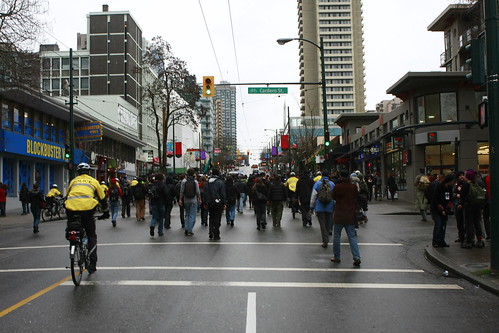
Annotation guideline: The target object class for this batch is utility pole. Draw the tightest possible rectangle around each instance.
[65,48,76,181]
[484,0,499,271]
[288,106,292,172]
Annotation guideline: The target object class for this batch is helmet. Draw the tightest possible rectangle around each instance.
[290,172,296,176]
[77,162,91,174]
[316,171,322,175]
[101,181,106,184]
[52,184,58,188]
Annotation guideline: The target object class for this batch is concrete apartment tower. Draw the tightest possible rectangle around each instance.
[298,0,366,118]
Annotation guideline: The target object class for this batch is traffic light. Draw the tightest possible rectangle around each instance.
[466,39,485,86]
[64,144,71,159]
[203,76,215,97]
[324,131,330,147]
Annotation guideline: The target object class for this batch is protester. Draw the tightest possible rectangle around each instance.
[198,176,209,226]
[414,168,430,222]
[296,171,314,226]
[29,183,45,233]
[225,176,239,226]
[164,176,176,229]
[175,174,186,228]
[205,168,226,240]
[330,170,361,266]
[386,173,397,201]
[429,173,455,248]
[132,177,147,221]
[120,179,132,218]
[235,175,247,214]
[179,168,201,236]
[149,174,167,237]
[19,182,30,215]
[108,179,122,227]
[0,183,7,217]
[460,170,485,248]
[268,175,287,228]
[453,171,467,244]
[253,177,268,230]
[285,172,299,217]
[310,170,335,248]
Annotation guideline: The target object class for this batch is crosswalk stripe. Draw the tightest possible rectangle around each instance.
[60,280,463,290]
[0,266,425,273]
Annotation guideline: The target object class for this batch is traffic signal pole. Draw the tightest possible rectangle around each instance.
[485,0,499,271]
[66,48,76,181]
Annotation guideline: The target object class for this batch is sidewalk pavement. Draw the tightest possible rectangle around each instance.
[1,196,498,295]
[371,197,499,297]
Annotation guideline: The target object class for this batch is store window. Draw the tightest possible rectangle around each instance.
[477,141,489,174]
[34,112,42,138]
[13,106,22,133]
[425,144,456,176]
[2,103,11,130]
[417,92,458,124]
[385,151,407,191]
[24,110,32,136]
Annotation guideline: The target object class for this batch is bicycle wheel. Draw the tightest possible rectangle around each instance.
[41,208,52,222]
[70,243,83,286]
[58,206,66,220]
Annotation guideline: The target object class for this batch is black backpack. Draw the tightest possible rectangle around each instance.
[109,187,120,202]
[184,178,197,199]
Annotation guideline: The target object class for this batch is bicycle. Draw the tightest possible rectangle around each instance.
[65,215,89,286]
[42,197,66,221]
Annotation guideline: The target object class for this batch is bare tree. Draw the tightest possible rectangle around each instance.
[141,36,202,172]
[0,0,46,88]
[291,115,322,172]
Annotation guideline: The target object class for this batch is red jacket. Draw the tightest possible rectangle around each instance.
[0,188,6,203]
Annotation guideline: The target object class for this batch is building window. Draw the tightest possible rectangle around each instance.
[2,103,11,130]
[34,112,42,138]
[24,110,32,136]
[13,106,22,133]
[425,144,456,175]
[417,92,458,124]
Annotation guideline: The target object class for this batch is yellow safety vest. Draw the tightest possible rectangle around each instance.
[66,174,106,211]
[285,176,298,192]
[46,188,61,198]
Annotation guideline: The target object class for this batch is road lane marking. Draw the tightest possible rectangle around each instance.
[0,266,425,273]
[0,242,403,251]
[60,280,463,290]
[246,292,256,333]
[0,275,73,318]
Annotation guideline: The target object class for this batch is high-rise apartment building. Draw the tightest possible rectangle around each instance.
[297,0,366,120]
[215,81,237,156]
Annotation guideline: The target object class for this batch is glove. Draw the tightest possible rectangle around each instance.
[98,211,110,220]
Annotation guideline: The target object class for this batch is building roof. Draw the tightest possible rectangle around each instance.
[386,71,468,100]
[334,112,381,127]
[427,4,474,31]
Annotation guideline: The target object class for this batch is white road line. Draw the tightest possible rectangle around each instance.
[0,266,425,273]
[60,280,463,290]
[246,292,256,333]
[0,242,402,251]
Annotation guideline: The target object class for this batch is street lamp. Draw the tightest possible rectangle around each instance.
[277,37,329,172]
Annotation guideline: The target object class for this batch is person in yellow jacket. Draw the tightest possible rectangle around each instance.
[46,184,62,213]
[100,181,109,195]
[66,162,109,274]
[285,172,299,217]
[313,171,322,183]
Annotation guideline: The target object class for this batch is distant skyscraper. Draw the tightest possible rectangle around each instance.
[297,0,366,118]
[215,81,237,156]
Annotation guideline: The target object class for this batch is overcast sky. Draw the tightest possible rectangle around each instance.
[40,0,456,155]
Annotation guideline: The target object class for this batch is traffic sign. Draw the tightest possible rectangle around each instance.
[248,87,288,94]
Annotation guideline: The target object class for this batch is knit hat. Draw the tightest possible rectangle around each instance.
[465,170,475,181]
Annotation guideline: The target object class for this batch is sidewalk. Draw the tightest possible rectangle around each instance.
[371,198,499,296]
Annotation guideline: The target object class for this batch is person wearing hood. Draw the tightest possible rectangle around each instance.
[351,172,369,223]
[296,171,314,226]
[204,169,226,240]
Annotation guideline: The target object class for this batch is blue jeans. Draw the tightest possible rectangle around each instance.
[432,213,448,246]
[22,202,30,214]
[184,202,197,233]
[150,204,166,235]
[110,201,119,222]
[333,224,360,260]
[32,208,41,226]
[226,204,236,223]
[238,193,247,212]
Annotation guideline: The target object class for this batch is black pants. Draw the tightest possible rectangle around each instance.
[208,204,223,238]
[464,207,483,243]
[67,209,97,266]
[121,198,131,217]
[455,206,465,241]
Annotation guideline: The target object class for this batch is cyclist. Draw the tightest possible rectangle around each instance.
[65,162,109,274]
[46,184,62,214]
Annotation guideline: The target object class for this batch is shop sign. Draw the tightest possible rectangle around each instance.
[402,150,411,165]
[75,121,103,141]
[392,136,404,149]
[1,130,66,162]
[427,132,438,143]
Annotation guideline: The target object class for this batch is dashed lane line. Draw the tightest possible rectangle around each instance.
[59,280,464,290]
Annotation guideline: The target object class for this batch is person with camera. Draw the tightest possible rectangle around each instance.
[429,173,455,248]
[65,163,109,273]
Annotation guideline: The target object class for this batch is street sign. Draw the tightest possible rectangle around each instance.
[248,87,288,94]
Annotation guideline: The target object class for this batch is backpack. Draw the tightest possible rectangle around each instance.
[417,176,430,191]
[184,178,197,199]
[109,187,120,202]
[122,184,130,197]
[148,183,161,200]
[468,182,486,205]
[424,181,438,203]
[318,180,333,204]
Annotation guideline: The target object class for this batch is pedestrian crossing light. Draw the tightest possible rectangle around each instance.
[64,144,71,159]
[203,76,215,97]
[324,131,330,147]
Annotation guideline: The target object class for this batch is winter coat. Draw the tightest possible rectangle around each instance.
[268,182,287,202]
[331,180,358,224]
[296,175,314,205]
[310,177,336,212]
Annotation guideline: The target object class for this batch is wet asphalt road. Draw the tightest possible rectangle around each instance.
[1,201,498,332]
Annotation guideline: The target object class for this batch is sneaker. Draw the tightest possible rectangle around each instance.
[330,257,341,263]
[461,242,473,249]
[187,232,194,236]
[33,226,39,233]
[209,233,214,239]
[475,240,485,248]
[158,232,164,237]
[112,220,116,227]
[321,242,328,248]
[213,236,221,240]
[230,220,234,227]
[353,258,361,266]
[87,265,97,274]
[150,226,154,237]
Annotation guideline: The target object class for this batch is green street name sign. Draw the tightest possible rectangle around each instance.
[248,87,288,94]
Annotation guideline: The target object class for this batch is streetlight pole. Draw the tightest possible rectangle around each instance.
[277,37,329,173]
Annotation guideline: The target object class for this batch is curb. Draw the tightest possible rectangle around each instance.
[425,246,499,297]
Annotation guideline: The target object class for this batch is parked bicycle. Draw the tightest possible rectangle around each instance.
[65,215,89,286]
[41,197,66,221]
